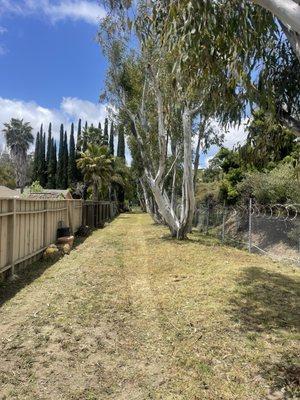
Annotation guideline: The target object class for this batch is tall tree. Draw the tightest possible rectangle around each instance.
[2,118,34,190]
[76,118,82,152]
[68,123,77,185]
[103,118,109,146]
[109,122,115,156]
[57,124,65,189]
[32,131,40,182]
[47,138,57,188]
[117,125,125,160]
[82,121,88,152]
[63,131,69,188]
[46,123,52,166]
[40,128,47,187]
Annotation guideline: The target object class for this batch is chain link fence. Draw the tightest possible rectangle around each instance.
[193,199,300,265]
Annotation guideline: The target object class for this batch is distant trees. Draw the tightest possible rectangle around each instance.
[30,118,120,195]
[2,118,34,190]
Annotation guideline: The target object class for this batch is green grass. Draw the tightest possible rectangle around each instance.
[0,212,299,399]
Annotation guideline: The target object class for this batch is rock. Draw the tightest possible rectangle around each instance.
[44,245,60,260]
[62,244,71,255]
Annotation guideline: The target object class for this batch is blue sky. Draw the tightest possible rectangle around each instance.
[0,0,247,166]
[0,0,109,143]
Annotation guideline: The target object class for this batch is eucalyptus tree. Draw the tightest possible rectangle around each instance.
[2,118,34,190]
[154,0,300,135]
[253,0,300,60]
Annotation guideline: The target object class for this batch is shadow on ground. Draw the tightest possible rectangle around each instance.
[0,235,90,309]
[229,266,300,332]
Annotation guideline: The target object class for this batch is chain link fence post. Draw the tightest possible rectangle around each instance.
[222,201,226,243]
[248,198,253,253]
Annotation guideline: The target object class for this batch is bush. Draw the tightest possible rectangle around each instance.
[237,163,300,204]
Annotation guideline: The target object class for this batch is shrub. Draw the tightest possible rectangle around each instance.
[237,163,300,204]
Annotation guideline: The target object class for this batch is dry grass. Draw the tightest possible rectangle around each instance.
[0,212,299,400]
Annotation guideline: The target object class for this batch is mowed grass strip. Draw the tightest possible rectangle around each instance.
[0,212,299,400]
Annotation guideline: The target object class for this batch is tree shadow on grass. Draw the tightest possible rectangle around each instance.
[0,236,89,309]
[229,266,300,333]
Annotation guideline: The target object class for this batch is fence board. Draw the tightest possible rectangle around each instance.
[0,198,118,275]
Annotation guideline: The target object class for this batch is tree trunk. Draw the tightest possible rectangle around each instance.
[92,183,98,201]
[253,0,300,35]
[280,21,300,62]
[11,149,27,190]
[177,107,196,239]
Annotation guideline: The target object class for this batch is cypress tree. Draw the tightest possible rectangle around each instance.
[39,125,47,187]
[75,119,82,182]
[46,123,52,186]
[57,124,65,188]
[109,122,114,156]
[47,138,57,188]
[82,121,88,152]
[76,118,82,152]
[68,123,77,185]
[103,118,109,146]
[63,131,69,188]
[33,131,40,182]
[98,122,101,130]
[117,125,125,161]
[46,123,52,165]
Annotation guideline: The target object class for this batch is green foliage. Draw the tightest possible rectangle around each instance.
[47,139,57,189]
[68,124,77,185]
[57,124,65,189]
[103,118,109,146]
[239,110,297,170]
[29,180,43,193]
[77,144,113,200]
[109,122,114,156]
[237,162,300,205]
[0,161,15,188]
[2,118,34,189]
[117,125,125,160]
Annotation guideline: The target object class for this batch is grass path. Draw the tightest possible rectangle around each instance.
[0,212,299,400]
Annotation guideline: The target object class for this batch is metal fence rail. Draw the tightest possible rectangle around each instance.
[194,199,300,265]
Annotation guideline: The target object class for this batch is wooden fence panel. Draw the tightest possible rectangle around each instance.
[0,198,84,275]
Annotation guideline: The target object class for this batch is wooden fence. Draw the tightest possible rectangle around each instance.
[0,198,83,275]
[82,201,118,228]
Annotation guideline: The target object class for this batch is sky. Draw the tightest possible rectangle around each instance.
[0,0,247,167]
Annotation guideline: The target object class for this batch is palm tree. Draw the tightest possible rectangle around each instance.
[2,118,34,190]
[77,144,113,201]
[111,157,131,211]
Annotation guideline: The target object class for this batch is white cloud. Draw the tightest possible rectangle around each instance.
[0,96,108,151]
[222,119,249,149]
[0,0,105,25]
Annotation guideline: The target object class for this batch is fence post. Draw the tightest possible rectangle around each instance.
[248,198,253,253]
[10,198,17,277]
[44,200,48,248]
[205,205,209,235]
[222,201,226,243]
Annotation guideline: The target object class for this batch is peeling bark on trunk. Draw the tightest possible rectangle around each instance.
[177,107,196,240]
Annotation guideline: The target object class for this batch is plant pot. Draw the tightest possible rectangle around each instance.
[57,227,71,238]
